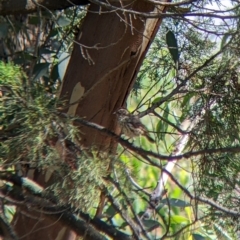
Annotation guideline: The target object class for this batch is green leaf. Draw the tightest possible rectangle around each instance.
[142,219,161,231]
[58,52,70,80]
[192,233,206,240]
[170,215,189,224]
[119,221,128,229]
[166,30,179,64]
[156,120,167,140]
[50,64,59,82]
[163,105,169,121]
[28,16,40,25]
[161,198,191,207]
[4,205,16,222]
[104,205,117,218]
[39,47,56,55]
[181,93,195,108]
[49,29,59,37]
[220,34,231,49]
[152,97,161,104]
[57,16,71,27]
[33,63,50,81]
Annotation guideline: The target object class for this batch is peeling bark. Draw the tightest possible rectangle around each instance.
[60,1,167,149]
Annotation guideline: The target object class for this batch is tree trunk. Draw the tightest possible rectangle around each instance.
[13,1,169,239]
[60,1,165,148]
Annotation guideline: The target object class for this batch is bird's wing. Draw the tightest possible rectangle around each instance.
[131,115,146,129]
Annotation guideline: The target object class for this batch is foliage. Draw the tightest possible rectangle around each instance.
[0,61,108,212]
[129,7,240,239]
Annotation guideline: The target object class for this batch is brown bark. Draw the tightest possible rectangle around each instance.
[12,0,170,239]
[60,1,166,148]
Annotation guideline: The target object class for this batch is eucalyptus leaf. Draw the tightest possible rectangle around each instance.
[142,219,161,231]
[166,30,179,64]
[220,33,231,49]
[104,205,117,218]
[161,198,191,207]
[57,16,71,27]
[192,233,206,240]
[170,215,189,224]
[58,52,70,80]
[39,47,56,55]
[50,64,59,82]
[33,63,50,81]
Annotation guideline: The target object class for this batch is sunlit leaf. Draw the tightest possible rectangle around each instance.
[4,205,16,222]
[57,16,71,27]
[181,93,195,108]
[58,52,70,80]
[152,97,161,104]
[170,215,189,224]
[163,105,169,121]
[156,120,167,140]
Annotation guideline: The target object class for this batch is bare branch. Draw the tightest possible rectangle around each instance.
[0,0,89,15]
[89,0,240,20]
[61,113,240,162]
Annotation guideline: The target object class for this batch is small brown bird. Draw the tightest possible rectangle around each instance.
[114,108,154,143]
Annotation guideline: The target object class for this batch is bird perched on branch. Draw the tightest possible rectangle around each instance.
[114,108,154,143]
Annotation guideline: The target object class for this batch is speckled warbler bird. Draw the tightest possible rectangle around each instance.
[114,108,154,143]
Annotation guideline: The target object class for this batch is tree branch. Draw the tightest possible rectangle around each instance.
[0,174,132,240]
[61,113,240,163]
[164,169,240,217]
[0,0,89,16]
[89,0,240,19]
